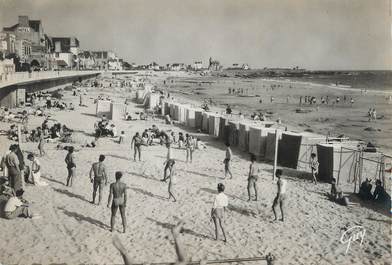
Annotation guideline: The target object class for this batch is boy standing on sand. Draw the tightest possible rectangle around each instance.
[211,183,228,242]
[131,132,143,161]
[107,171,127,233]
[89,155,107,205]
[272,169,287,222]
[247,154,259,201]
[224,143,233,179]
[161,143,175,182]
[162,159,176,202]
[65,146,76,187]
[310,153,319,184]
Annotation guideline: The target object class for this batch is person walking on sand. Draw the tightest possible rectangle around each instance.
[185,134,195,163]
[65,146,76,187]
[89,155,108,205]
[107,171,127,233]
[162,159,177,202]
[247,154,259,201]
[38,131,46,157]
[161,143,174,182]
[131,132,143,161]
[224,143,233,179]
[310,153,319,184]
[272,169,286,222]
[211,183,228,242]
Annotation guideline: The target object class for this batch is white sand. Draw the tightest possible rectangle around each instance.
[0,75,390,265]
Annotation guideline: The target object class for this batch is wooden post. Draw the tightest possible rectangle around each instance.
[353,151,358,193]
[273,129,279,181]
[337,146,343,185]
[17,124,22,145]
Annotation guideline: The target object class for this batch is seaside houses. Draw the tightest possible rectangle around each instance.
[0,32,16,57]
[3,16,53,70]
[51,37,80,70]
[90,51,122,70]
[0,58,16,82]
[193,61,203,70]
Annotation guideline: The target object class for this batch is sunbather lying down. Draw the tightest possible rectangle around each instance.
[112,220,206,265]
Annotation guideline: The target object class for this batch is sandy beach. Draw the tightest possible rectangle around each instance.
[162,72,392,153]
[0,72,390,265]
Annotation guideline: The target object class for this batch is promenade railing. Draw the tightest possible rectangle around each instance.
[0,70,101,88]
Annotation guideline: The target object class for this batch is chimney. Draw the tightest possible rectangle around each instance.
[18,16,29,27]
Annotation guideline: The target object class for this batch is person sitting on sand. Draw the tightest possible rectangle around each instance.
[226,105,232,115]
[27,154,48,186]
[139,112,147,120]
[328,178,348,206]
[247,154,259,201]
[211,183,228,242]
[195,138,207,150]
[272,169,286,222]
[90,155,108,205]
[3,190,40,220]
[118,131,125,144]
[165,114,172,125]
[359,178,373,200]
[310,153,319,184]
[107,171,127,233]
[373,180,390,204]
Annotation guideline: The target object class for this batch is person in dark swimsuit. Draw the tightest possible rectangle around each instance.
[107,171,127,233]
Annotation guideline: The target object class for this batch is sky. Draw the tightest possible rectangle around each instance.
[0,0,391,70]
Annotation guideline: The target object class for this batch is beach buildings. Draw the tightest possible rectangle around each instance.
[3,16,53,69]
[0,32,16,58]
[0,58,16,81]
[51,37,80,69]
[193,61,203,70]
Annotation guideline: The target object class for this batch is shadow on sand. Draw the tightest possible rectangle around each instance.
[58,207,110,230]
[52,187,90,203]
[146,217,210,239]
[129,187,166,200]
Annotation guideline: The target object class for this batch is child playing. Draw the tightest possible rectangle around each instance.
[310,153,319,184]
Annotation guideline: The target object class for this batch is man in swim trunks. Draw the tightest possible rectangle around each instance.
[107,171,127,233]
[247,154,259,201]
[224,143,233,179]
[131,132,143,161]
[272,169,287,222]
[89,155,107,205]
[65,146,76,187]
